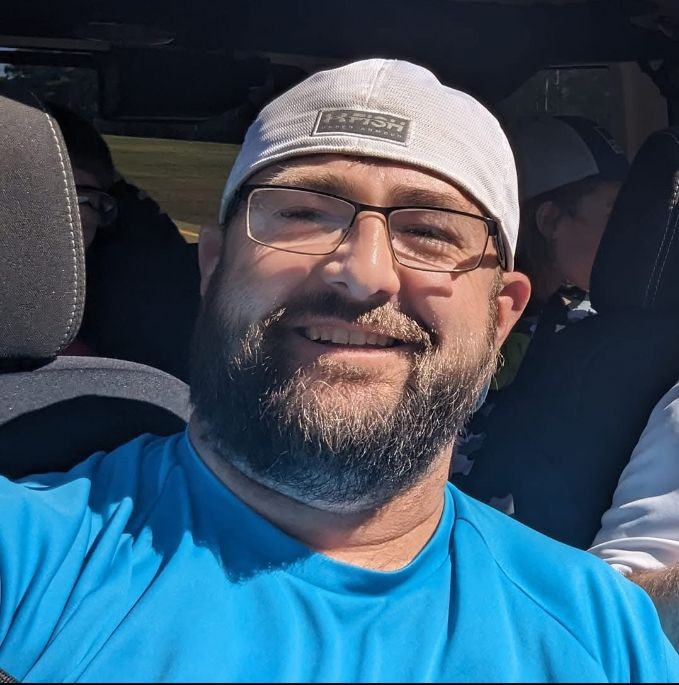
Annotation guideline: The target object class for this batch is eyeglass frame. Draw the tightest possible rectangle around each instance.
[236,183,507,273]
[75,184,119,227]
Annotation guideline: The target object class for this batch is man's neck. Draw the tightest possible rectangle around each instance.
[188,419,451,571]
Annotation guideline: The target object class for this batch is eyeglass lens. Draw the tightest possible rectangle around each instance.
[77,188,118,226]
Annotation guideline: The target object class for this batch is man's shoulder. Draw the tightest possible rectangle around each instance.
[3,432,186,517]
[450,482,631,584]
[450,485,614,577]
[448,484,678,679]
[0,431,192,679]
[0,431,189,593]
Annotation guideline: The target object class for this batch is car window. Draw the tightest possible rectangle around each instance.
[0,58,240,243]
[498,65,624,145]
[105,135,240,242]
[0,58,98,119]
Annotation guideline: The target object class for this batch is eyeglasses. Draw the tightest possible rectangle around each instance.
[239,184,503,273]
[76,185,119,227]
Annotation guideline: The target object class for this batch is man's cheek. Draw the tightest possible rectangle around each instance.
[217,263,275,324]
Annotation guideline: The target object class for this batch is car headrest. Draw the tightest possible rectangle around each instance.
[0,86,85,366]
[590,128,679,314]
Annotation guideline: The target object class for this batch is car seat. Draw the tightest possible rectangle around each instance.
[451,127,679,549]
[0,85,190,479]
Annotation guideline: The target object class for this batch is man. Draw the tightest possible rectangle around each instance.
[453,116,629,473]
[496,114,629,387]
[46,103,119,251]
[0,59,676,682]
[46,103,119,357]
[46,103,200,378]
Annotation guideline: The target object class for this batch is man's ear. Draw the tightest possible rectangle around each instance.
[494,270,531,349]
[535,200,561,240]
[198,224,224,297]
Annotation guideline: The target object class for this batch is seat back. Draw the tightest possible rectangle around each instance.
[0,86,85,363]
[0,87,190,477]
[451,127,679,549]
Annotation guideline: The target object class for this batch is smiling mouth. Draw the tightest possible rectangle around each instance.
[298,326,402,348]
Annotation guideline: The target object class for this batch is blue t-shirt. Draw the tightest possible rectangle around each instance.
[0,432,676,682]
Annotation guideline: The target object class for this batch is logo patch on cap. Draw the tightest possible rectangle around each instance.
[312,109,411,145]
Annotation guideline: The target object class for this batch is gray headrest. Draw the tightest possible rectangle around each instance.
[0,86,85,364]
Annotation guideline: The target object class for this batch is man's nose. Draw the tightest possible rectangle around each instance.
[319,212,401,301]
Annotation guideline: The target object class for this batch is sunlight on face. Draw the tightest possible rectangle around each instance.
[190,155,514,510]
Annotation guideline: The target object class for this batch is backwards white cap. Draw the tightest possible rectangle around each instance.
[220,58,520,270]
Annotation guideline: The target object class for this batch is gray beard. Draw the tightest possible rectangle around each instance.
[190,278,498,512]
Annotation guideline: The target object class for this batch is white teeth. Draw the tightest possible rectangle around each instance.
[331,329,350,345]
[348,330,368,346]
[303,327,397,347]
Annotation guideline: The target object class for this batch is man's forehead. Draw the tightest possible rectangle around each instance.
[248,154,482,213]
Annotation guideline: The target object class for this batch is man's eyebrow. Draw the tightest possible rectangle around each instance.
[262,168,359,197]
[261,168,479,213]
[387,185,478,212]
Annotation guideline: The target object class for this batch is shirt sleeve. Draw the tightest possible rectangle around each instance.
[588,382,679,575]
[0,457,111,678]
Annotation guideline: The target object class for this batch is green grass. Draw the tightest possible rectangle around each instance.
[104,135,241,239]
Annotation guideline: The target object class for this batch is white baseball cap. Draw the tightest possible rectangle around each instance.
[220,58,520,270]
[509,115,630,202]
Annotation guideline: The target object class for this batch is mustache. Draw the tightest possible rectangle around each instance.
[267,291,434,349]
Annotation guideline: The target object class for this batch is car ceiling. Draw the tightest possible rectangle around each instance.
[2,0,678,120]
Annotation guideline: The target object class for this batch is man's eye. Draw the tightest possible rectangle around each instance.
[400,225,459,245]
[278,207,325,222]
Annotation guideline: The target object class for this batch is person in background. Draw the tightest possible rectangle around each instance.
[496,115,629,387]
[453,116,629,475]
[45,103,201,376]
[46,103,119,356]
[46,103,119,252]
[0,58,675,682]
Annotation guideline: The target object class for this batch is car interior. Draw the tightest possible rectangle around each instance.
[0,84,190,479]
[451,124,679,549]
[2,0,679,536]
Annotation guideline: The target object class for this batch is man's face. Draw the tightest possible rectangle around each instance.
[553,181,621,291]
[191,155,528,510]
